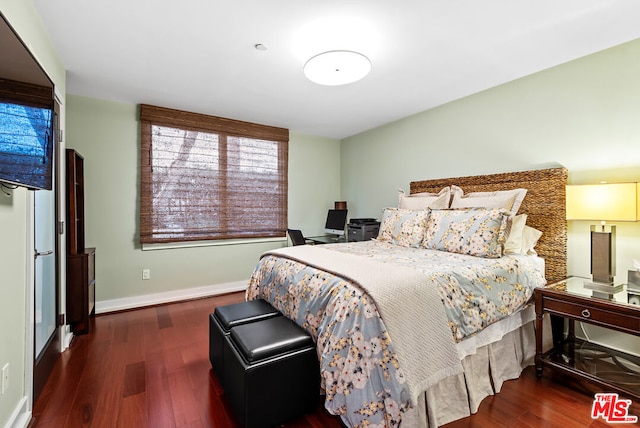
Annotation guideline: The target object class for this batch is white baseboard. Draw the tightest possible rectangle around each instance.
[62,326,73,350]
[95,280,248,314]
[4,396,30,428]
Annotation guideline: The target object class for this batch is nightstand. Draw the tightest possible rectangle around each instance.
[534,277,640,404]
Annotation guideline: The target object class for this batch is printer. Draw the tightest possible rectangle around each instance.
[347,218,381,242]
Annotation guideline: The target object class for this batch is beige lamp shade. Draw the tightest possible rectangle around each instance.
[566,183,639,222]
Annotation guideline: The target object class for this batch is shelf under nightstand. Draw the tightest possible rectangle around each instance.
[535,277,640,405]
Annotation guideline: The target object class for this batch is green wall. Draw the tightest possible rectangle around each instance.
[4,4,640,423]
[65,95,341,306]
[66,38,640,346]
[68,38,640,317]
[0,0,65,426]
[341,38,640,279]
[341,38,640,355]
[0,187,28,426]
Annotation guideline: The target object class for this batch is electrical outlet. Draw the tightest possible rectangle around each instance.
[142,269,151,280]
[1,363,8,395]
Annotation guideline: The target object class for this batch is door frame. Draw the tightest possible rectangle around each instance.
[24,95,68,414]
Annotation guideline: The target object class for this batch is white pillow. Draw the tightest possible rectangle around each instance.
[450,185,527,214]
[522,225,543,255]
[398,187,450,210]
[504,214,527,255]
[504,214,543,255]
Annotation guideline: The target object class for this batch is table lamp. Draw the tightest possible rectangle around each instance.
[566,182,639,297]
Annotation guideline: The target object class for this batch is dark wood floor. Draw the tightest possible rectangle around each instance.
[30,292,636,427]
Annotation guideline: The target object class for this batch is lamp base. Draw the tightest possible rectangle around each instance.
[583,280,624,300]
[590,224,616,285]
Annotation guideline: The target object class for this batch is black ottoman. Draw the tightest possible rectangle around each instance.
[223,316,320,428]
[209,299,280,380]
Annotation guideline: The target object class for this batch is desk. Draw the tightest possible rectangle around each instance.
[305,235,347,245]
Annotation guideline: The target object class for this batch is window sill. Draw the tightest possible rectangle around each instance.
[141,237,287,251]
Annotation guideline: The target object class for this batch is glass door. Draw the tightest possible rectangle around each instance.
[34,187,56,359]
[33,101,60,402]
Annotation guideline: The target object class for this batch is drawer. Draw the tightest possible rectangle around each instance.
[544,296,640,333]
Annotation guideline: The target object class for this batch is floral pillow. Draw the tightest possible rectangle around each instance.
[423,208,509,258]
[376,208,431,248]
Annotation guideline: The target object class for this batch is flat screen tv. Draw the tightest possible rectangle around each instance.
[0,12,55,191]
[0,101,54,190]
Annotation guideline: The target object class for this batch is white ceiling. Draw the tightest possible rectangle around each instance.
[34,0,640,139]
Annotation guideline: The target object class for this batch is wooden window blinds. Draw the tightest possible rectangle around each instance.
[139,104,289,244]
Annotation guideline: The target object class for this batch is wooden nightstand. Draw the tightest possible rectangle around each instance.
[535,277,640,405]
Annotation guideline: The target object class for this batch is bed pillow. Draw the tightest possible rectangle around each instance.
[398,187,450,210]
[504,214,527,255]
[450,185,527,214]
[423,208,509,258]
[377,207,431,248]
[521,225,543,255]
[503,215,543,255]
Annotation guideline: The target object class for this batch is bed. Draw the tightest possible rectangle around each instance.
[246,167,567,427]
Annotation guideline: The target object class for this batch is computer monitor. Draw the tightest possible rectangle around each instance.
[324,209,348,236]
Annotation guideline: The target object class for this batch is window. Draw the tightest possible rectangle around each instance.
[139,104,288,244]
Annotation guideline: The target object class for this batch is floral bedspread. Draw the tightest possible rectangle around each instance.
[245,240,545,427]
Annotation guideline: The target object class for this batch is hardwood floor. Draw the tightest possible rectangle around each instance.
[30,292,636,428]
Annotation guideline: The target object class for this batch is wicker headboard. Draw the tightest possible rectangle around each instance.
[410,167,568,283]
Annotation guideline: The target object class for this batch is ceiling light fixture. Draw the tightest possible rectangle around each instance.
[303,50,371,86]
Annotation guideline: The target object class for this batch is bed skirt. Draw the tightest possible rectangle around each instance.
[399,306,551,427]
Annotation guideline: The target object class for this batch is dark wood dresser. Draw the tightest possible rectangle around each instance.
[66,149,96,335]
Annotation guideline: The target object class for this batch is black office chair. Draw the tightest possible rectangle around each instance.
[287,229,309,246]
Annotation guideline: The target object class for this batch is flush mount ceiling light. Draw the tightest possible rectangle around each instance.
[303,50,371,86]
